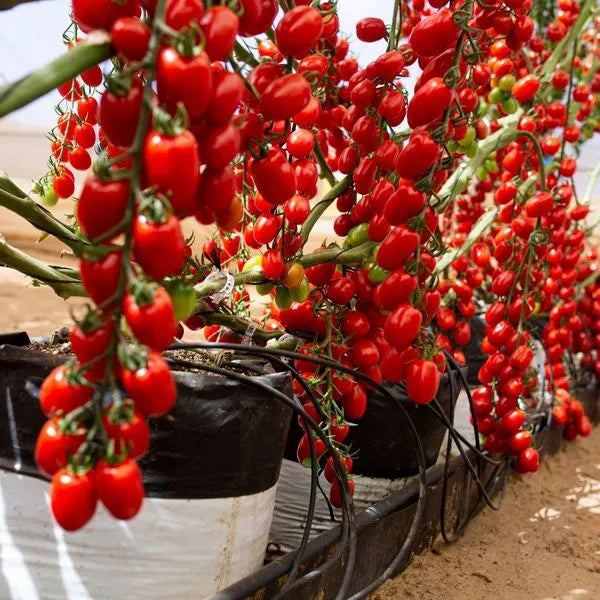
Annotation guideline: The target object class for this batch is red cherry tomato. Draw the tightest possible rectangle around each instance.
[50,469,97,531]
[96,458,144,520]
[406,359,441,405]
[123,286,177,351]
[121,351,177,416]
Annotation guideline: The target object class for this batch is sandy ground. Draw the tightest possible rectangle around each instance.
[373,427,600,600]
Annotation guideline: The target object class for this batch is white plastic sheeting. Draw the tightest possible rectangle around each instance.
[269,459,417,553]
[0,470,277,599]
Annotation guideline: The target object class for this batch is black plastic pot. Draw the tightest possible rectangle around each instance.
[0,332,293,499]
[285,366,467,478]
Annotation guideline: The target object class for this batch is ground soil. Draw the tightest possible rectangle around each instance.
[372,427,600,600]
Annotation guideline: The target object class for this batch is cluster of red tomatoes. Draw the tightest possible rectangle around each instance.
[30,0,600,529]
[552,389,592,441]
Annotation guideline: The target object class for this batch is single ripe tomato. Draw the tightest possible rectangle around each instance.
[123,285,177,351]
[111,17,151,61]
[165,0,204,30]
[196,165,237,216]
[70,317,115,381]
[74,122,96,148]
[52,170,75,199]
[96,458,144,520]
[72,0,138,33]
[50,468,97,531]
[251,147,296,205]
[200,6,239,61]
[395,131,439,179]
[156,46,212,120]
[407,78,453,129]
[103,407,150,459]
[205,71,244,124]
[512,74,540,104]
[99,76,143,148]
[143,129,200,217]
[260,74,311,121]
[356,17,386,42]
[329,478,355,508]
[406,359,441,405]
[384,303,422,350]
[376,226,420,271]
[80,250,123,309]
[508,430,533,455]
[133,213,186,280]
[409,9,459,57]
[262,249,284,280]
[194,122,241,169]
[514,447,539,473]
[77,176,129,242]
[39,365,92,416]
[275,6,323,58]
[284,194,310,225]
[35,418,85,476]
[121,351,176,416]
[342,385,367,420]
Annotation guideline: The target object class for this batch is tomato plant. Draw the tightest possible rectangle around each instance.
[0,0,596,534]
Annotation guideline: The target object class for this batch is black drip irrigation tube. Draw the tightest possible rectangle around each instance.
[165,340,555,599]
[167,341,429,600]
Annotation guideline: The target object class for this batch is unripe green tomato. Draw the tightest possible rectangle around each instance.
[347,223,369,247]
[477,99,489,117]
[475,166,488,181]
[256,282,274,296]
[166,281,197,321]
[368,264,389,284]
[501,98,518,114]
[499,74,516,92]
[488,87,504,104]
[457,126,476,147]
[275,286,293,310]
[447,140,459,154]
[485,157,499,173]
[41,183,59,207]
[242,255,263,272]
[464,141,478,158]
[291,278,309,302]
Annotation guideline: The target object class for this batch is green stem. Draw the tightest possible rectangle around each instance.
[577,267,600,290]
[515,130,547,192]
[233,41,259,68]
[0,238,85,298]
[0,173,86,252]
[300,175,351,243]
[313,142,336,187]
[298,242,375,268]
[387,0,402,51]
[0,37,112,118]
[436,110,523,212]
[196,303,283,343]
[540,0,595,81]
[433,209,497,276]
[583,161,600,206]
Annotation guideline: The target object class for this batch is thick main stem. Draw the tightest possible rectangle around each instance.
[0,36,112,118]
[0,173,86,252]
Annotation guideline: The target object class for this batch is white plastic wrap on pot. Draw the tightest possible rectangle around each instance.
[0,341,295,600]
[0,470,277,599]
[269,459,415,554]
